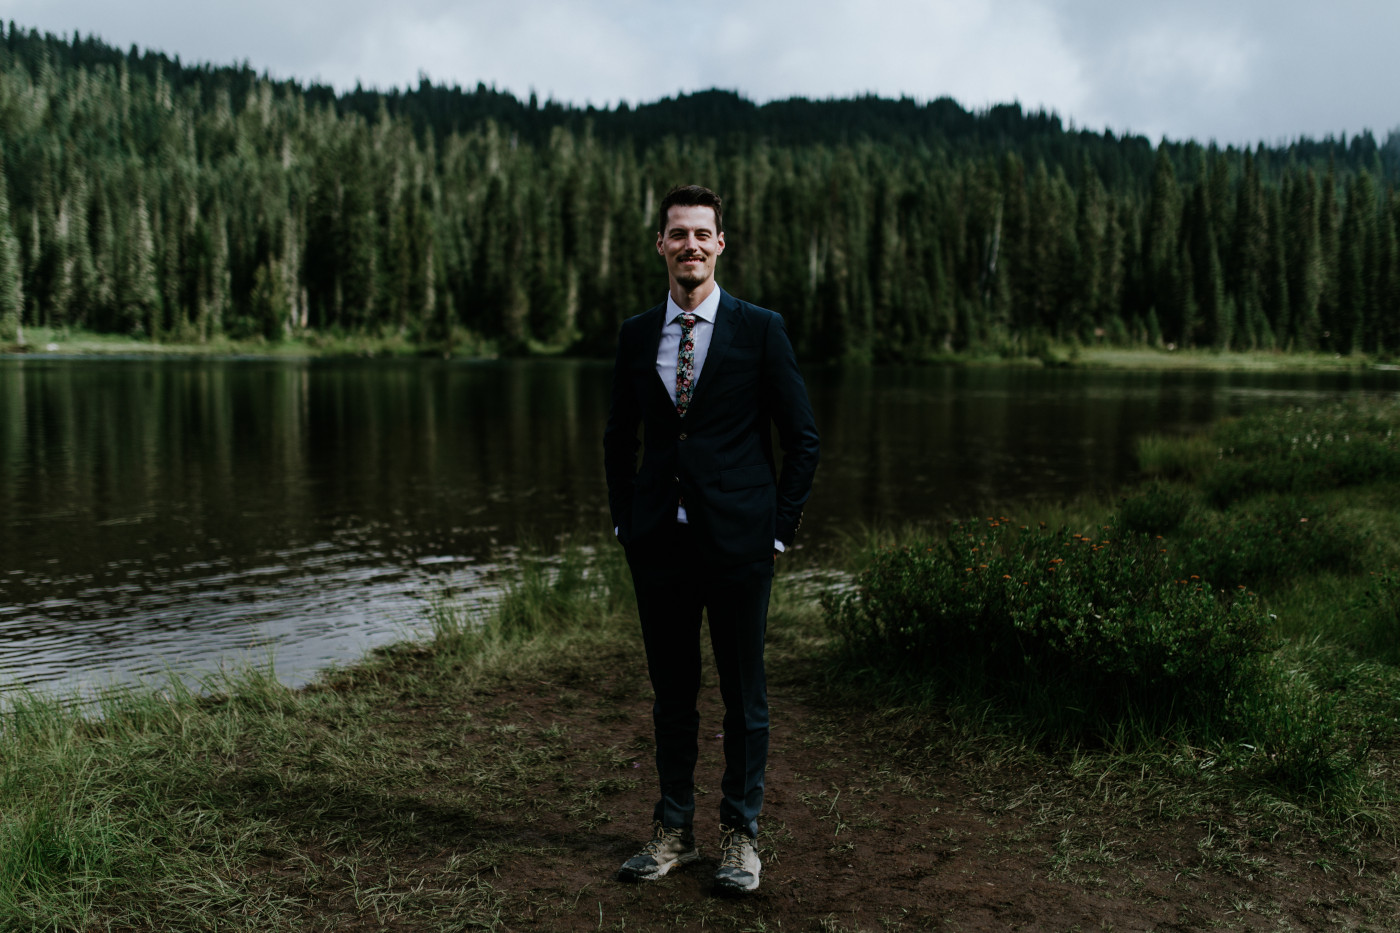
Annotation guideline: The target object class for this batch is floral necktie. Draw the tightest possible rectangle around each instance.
[675,312,697,416]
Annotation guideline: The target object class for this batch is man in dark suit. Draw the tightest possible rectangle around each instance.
[603,185,820,894]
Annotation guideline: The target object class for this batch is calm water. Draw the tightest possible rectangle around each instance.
[2,356,1397,693]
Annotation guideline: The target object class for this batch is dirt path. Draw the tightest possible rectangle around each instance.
[358,638,1399,932]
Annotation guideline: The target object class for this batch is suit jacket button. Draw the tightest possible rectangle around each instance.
[678,432,688,441]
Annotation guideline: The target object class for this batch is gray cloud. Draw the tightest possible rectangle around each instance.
[1,0,1395,145]
[1044,0,1400,144]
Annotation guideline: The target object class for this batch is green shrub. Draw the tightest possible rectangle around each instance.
[1242,665,1368,797]
[823,519,1273,737]
[1176,496,1361,589]
[1351,567,1400,665]
[1118,482,1193,535]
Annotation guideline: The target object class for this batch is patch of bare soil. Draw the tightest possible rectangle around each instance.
[342,640,1400,932]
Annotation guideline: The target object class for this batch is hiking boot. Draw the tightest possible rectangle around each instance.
[713,824,761,893]
[617,821,700,882]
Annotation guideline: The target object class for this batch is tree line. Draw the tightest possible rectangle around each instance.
[1,23,1398,361]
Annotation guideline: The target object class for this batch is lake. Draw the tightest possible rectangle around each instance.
[2,356,1396,693]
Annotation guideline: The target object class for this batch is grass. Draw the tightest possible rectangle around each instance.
[1,325,500,359]
[0,667,308,929]
[1067,346,1386,372]
[1131,400,1400,654]
[912,343,1386,372]
[7,328,1394,374]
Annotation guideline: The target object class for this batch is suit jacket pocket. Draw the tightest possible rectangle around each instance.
[718,347,760,370]
[720,464,774,491]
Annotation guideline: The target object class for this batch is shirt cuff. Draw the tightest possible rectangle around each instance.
[773,539,786,553]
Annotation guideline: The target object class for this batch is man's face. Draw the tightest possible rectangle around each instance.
[657,205,725,293]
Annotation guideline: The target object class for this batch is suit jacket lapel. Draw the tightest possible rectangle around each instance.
[640,302,674,414]
[687,288,737,415]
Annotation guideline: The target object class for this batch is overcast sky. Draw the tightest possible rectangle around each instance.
[2,0,1396,147]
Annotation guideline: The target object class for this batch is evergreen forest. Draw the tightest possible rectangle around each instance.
[2,23,1399,361]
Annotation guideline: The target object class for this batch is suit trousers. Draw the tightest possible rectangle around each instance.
[627,523,773,839]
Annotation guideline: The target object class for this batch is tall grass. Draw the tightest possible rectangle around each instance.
[0,669,306,930]
[1136,431,1219,479]
[427,537,638,674]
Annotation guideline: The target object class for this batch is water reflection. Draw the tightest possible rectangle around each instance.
[1,357,1395,692]
[805,364,1398,536]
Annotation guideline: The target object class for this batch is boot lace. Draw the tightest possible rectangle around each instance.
[644,821,685,858]
[718,826,752,868]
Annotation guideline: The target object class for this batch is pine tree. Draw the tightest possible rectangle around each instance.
[1263,189,1290,348]
[0,151,23,343]
[1072,158,1106,339]
[204,204,231,338]
[59,171,97,331]
[1181,182,1215,346]
[1285,172,1323,349]
[1317,167,1342,350]
[1377,191,1400,356]
[1143,148,1182,339]
[1230,154,1268,351]
[116,187,159,336]
[1337,171,1376,353]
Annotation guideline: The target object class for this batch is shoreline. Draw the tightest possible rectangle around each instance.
[1,329,1389,374]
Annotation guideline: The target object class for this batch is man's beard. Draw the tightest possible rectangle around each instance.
[672,259,709,289]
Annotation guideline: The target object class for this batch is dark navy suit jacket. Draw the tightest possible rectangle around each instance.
[604,289,820,568]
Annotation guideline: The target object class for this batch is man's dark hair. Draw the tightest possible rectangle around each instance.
[658,185,724,234]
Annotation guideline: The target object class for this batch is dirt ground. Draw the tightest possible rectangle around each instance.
[350,636,1400,933]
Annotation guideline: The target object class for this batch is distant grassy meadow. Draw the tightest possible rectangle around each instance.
[3,395,1400,928]
[4,324,1392,374]
[1,325,495,359]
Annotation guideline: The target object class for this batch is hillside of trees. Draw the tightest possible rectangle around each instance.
[1,23,1398,361]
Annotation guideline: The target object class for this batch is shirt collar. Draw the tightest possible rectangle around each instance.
[666,284,722,325]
